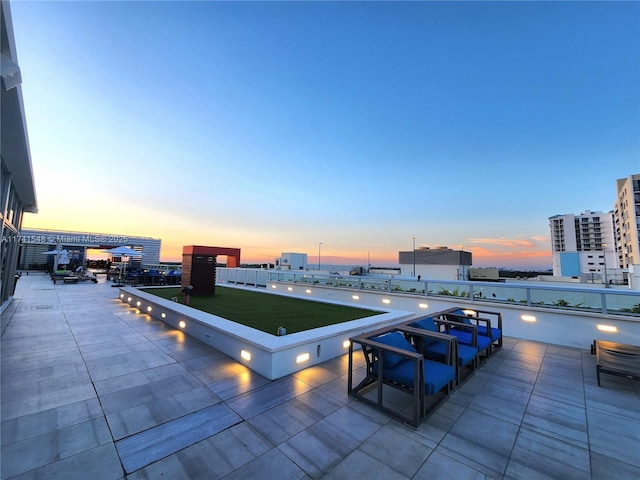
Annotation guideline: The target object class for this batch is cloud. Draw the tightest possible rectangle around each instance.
[467,237,540,248]
[464,235,551,269]
[531,235,549,242]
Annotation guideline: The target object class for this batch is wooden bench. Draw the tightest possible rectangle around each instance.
[594,340,640,386]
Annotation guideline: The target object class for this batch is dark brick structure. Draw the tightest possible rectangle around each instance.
[181,245,241,296]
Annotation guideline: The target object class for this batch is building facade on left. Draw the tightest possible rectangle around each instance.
[1,0,38,310]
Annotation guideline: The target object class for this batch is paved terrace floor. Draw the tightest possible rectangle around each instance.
[1,273,639,479]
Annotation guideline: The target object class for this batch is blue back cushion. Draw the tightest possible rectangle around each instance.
[411,317,438,332]
[477,326,502,341]
[410,317,439,346]
[372,332,416,369]
[450,330,492,352]
[449,309,471,324]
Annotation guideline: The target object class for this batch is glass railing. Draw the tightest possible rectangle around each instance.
[216,268,640,317]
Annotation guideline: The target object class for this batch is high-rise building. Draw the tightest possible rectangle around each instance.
[17,228,162,268]
[613,174,640,269]
[548,210,616,282]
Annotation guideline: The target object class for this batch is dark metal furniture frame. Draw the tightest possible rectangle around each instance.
[594,340,640,386]
[348,326,456,428]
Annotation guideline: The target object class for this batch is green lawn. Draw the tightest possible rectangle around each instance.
[141,286,381,335]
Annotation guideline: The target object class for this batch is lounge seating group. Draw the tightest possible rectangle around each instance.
[442,307,503,354]
[51,270,98,285]
[348,306,503,428]
[51,270,98,284]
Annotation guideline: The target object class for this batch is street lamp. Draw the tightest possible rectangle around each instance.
[412,237,416,277]
[318,242,323,270]
[602,243,608,288]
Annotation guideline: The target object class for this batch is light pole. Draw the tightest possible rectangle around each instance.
[602,243,609,288]
[412,237,416,277]
[318,242,323,270]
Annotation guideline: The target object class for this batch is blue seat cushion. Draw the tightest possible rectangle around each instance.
[457,344,478,367]
[371,331,417,369]
[424,341,477,368]
[477,326,502,342]
[448,330,492,352]
[422,341,449,362]
[383,358,455,395]
[410,317,439,346]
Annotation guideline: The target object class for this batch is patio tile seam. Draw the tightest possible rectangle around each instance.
[0,295,26,337]
[493,397,533,478]
[583,407,640,471]
[487,364,542,394]
[468,360,542,428]
[584,400,640,421]
[75,325,215,415]
[66,294,182,465]
[58,305,129,477]
[1,284,118,476]
[416,393,489,475]
[115,403,244,474]
[416,447,489,479]
[0,348,85,369]
[0,396,106,448]
[579,349,601,473]
[549,348,597,479]
[90,301,256,471]
[481,345,550,479]
[517,423,592,452]
[274,406,385,479]
[0,416,116,478]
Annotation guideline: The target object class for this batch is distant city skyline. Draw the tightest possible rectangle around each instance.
[13,1,639,270]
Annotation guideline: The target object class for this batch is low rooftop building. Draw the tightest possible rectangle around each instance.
[399,246,472,280]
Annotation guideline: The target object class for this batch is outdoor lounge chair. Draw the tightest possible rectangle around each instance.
[51,270,97,284]
[430,312,492,360]
[594,340,640,386]
[348,327,456,428]
[443,308,503,354]
[408,316,479,384]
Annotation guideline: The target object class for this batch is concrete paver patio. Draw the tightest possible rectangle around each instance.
[2,273,639,479]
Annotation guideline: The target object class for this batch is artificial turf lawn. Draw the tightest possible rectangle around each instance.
[141,286,381,335]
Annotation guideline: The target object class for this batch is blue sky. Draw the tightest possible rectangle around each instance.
[13,1,640,268]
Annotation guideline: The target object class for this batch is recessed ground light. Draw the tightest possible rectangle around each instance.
[597,324,617,333]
